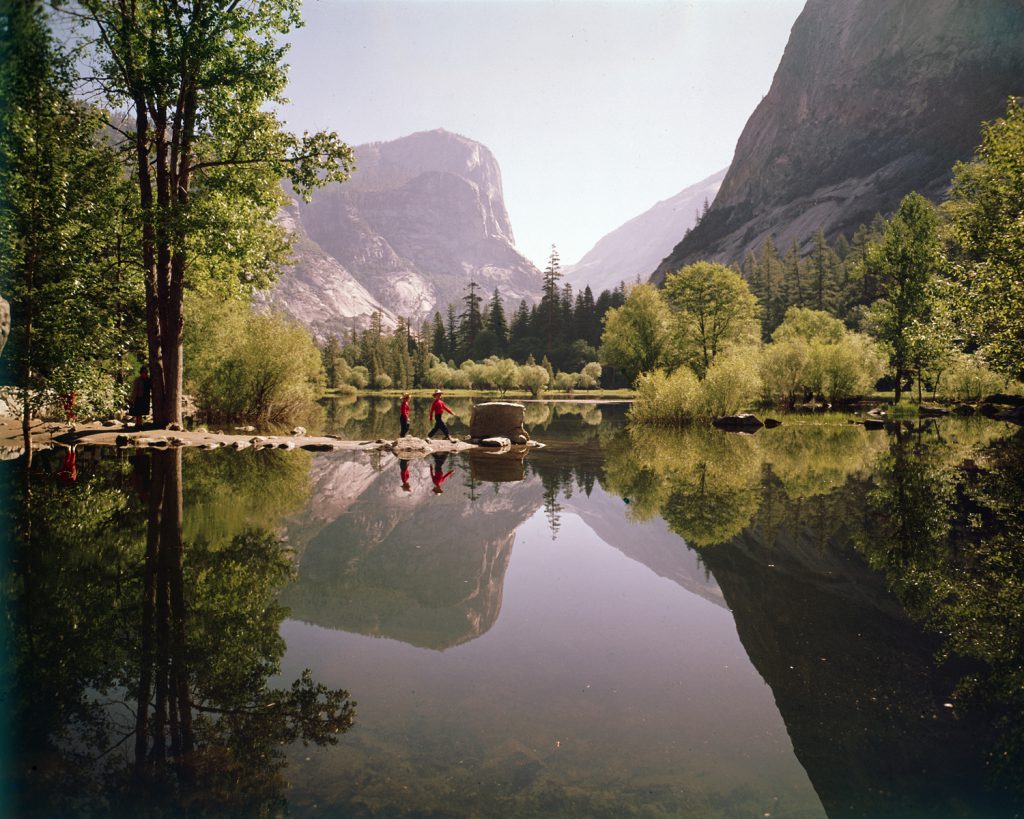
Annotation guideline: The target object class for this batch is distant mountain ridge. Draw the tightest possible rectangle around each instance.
[264,129,542,338]
[653,0,1024,280]
[564,169,725,294]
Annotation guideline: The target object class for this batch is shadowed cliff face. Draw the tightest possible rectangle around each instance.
[654,0,1024,277]
[700,479,1009,819]
[270,129,541,331]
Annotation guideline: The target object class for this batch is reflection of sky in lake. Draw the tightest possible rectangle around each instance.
[276,467,824,818]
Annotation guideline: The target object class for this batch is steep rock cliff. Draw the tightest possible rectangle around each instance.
[564,169,725,294]
[654,0,1024,279]
[270,129,541,331]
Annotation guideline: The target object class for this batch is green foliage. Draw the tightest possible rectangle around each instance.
[629,367,701,426]
[760,307,885,404]
[599,284,675,382]
[518,363,550,397]
[945,98,1024,380]
[185,298,324,421]
[0,2,142,421]
[77,0,355,423]
[939,352,1006,402]
[698,352,762,417]
[664,262,761,377]
[863,193,943,401]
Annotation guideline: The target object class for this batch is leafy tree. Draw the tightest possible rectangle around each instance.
[0,1,139,431]
[864,193,943,402]
[945,97,1024,380]
[663,262,761,377]
[599,284,675,383]
[77,0,355,424]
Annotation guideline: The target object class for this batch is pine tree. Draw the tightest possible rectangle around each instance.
[782,241,805,310]
[458,280,483,358]
[488,289,509,354]
[445,304,458,362]
[537,244,563,354]
[431,312,446,358]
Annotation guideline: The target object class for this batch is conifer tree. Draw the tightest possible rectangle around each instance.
[488,289,509,354]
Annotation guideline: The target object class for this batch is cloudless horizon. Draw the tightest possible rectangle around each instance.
[280,0,805,269]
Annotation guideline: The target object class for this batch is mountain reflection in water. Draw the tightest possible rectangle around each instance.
[3,401,1022,817]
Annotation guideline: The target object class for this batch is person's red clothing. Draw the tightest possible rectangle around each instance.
[400,399,410,420]
[430,466,454,489]
[401,463,410,483]
[430,398,453,419]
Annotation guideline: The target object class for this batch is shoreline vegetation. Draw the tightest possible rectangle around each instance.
[0,0,1020,447]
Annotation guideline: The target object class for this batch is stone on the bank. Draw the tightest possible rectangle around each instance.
[230,440,251,450]
[115,434,131,447]
[712,414,764,431]
[469,402,529,441]
[291,426,306,436]
[479,436,511,448]
[166,422,184,431]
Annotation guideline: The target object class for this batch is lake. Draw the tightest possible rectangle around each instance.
[3,399,1022,817]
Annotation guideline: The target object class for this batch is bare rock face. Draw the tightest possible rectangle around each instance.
[565,168,725,295]
[653,0,1024,278]
[271,129,542,330]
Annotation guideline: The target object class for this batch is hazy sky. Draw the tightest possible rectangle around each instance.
[280,0,805,268]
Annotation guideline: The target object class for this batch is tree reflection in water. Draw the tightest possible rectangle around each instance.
[3,447,355,817]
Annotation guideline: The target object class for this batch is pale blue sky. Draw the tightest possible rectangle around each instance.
[281,0,804,268]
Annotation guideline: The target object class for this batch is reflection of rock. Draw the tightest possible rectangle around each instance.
[468,449,526,483]
[699,490,1003,818]
[280,454,544,649]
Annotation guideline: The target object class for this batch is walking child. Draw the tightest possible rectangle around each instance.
[429,452,454,494]
[426,389,456,441]
[399,392,411,438]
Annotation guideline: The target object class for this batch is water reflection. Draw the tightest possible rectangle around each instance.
[2,448,355,817]
[4,403,1022,817]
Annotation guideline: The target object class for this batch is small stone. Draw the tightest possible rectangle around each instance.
[166,422,184,431]
[234,425,256,432]
[277,441,295,450]
[230,440,251,450]
[291,426,306,436]
[250,436,268,444]
[115,434,131,447]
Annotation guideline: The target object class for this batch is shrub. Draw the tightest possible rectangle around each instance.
[518,364,549,397]
[698,352,762,417]
[628,367,701,425]
[940,353,1006,402]
[186,302,324,421]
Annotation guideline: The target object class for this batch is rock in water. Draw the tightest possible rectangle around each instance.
[470,402,529,441]
[712,414,764,432]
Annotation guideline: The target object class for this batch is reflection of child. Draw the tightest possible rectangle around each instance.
[57,447,77,484]
[429,452,454,494]
[399,458,412,492]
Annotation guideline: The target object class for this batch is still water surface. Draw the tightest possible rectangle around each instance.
[3,399,1022,817]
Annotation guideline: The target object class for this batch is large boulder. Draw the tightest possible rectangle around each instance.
[469,402,529,442]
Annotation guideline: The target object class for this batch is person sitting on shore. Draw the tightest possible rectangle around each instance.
[128,365,151,428]
[426,389,456,441]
